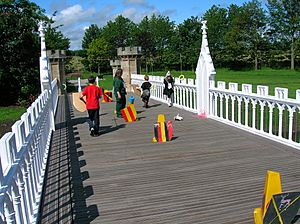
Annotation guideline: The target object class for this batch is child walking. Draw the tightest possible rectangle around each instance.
[163,71,174,107]
[80,76,102,137]
[141,75,152,108]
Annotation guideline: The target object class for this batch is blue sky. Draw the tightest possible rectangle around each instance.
[31,0,257,50]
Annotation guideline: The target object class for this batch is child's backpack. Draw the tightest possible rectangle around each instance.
[141,89,150,98]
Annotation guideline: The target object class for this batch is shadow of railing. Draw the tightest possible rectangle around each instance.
[67,95,99,223]
[38,94,99,223]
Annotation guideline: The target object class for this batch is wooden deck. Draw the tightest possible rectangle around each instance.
[39,93,300,224]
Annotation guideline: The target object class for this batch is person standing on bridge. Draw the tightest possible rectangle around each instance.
[113,68,127,118]
[163,71,174,107]
[80,76,102,137]
[140,75,152,108]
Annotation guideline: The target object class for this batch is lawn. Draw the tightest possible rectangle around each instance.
[145,68,300,99]
[0,106,27,138]
[66,71,114,91]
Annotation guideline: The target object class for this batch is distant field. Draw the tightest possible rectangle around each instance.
[145,68,300,98]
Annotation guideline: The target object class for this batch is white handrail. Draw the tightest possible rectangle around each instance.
[0,82,58,223]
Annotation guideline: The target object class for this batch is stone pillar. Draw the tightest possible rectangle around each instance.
[47,50,66,95]
[110,59,121,78]
[117,47,142,92]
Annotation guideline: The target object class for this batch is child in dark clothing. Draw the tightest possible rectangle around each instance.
[141,75,152,108]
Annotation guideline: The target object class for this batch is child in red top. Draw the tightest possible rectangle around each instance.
[80,76,102,136]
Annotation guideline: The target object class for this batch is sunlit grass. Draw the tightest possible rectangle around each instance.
[144,68,300,99]
[0,107,26,123]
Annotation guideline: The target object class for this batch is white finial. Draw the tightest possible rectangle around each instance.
[201,20,207,35]
[38,22,45,37]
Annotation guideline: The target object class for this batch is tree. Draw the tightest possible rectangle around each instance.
[45,24,70,50]
[222,3,266,70]
[87,37,110,74]
[138,14,176,70]
[82,24,102,49]
[240,0,267,70]
[65,56,84,74]
[267,0,300,69]
[203,5,228,67]
[132,16,156,59]
[177,16,202,71]
[101,15,136,57]
[0,0,48,106]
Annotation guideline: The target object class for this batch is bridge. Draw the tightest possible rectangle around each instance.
[36,93,300,224]
[0,21,300,223]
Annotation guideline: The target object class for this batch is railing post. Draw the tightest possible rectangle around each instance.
[196,20,216,117]
[78,77,82,92]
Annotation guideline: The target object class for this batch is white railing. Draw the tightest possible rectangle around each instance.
[0,80,58,223]
[209,81,300,149]
[131,74,197,113]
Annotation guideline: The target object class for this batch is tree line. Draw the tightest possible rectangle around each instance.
[79,0,300,74]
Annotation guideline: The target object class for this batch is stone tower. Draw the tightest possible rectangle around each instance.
[117,46,142,92]
[109,59,121,78]
[47,50,66,94]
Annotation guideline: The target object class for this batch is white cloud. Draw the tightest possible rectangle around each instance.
[52,4,116,49]
[50,2,176,50]
[123,0,148,6]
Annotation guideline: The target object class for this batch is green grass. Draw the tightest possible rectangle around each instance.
[215,68,300,98]
[0,107,26,123]
[67,71,114,91]
[144,68,300,99]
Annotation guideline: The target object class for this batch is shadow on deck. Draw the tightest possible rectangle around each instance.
[38,93,300,224]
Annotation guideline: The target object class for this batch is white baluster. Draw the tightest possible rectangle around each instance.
[220,93,224,119]
[225,95,229,120]
[277,104,285,138]
[251,99,257,129]
[78,77,82,92]
[259,100,266,131]
[12,181,24,224]
[4,193,16,224]
[214,93,218,116]
[230,95,236,122]
[268,102,275,135]
[237,97,242,124]
[17,167,29,224]
[183,87,186,107]
[287,106,295,141]
[209,92,213,115]
[244,98,249,127]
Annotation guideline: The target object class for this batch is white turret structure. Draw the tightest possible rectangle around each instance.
[195,20,216,117]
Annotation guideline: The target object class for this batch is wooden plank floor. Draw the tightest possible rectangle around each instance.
[41,93,300,223]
